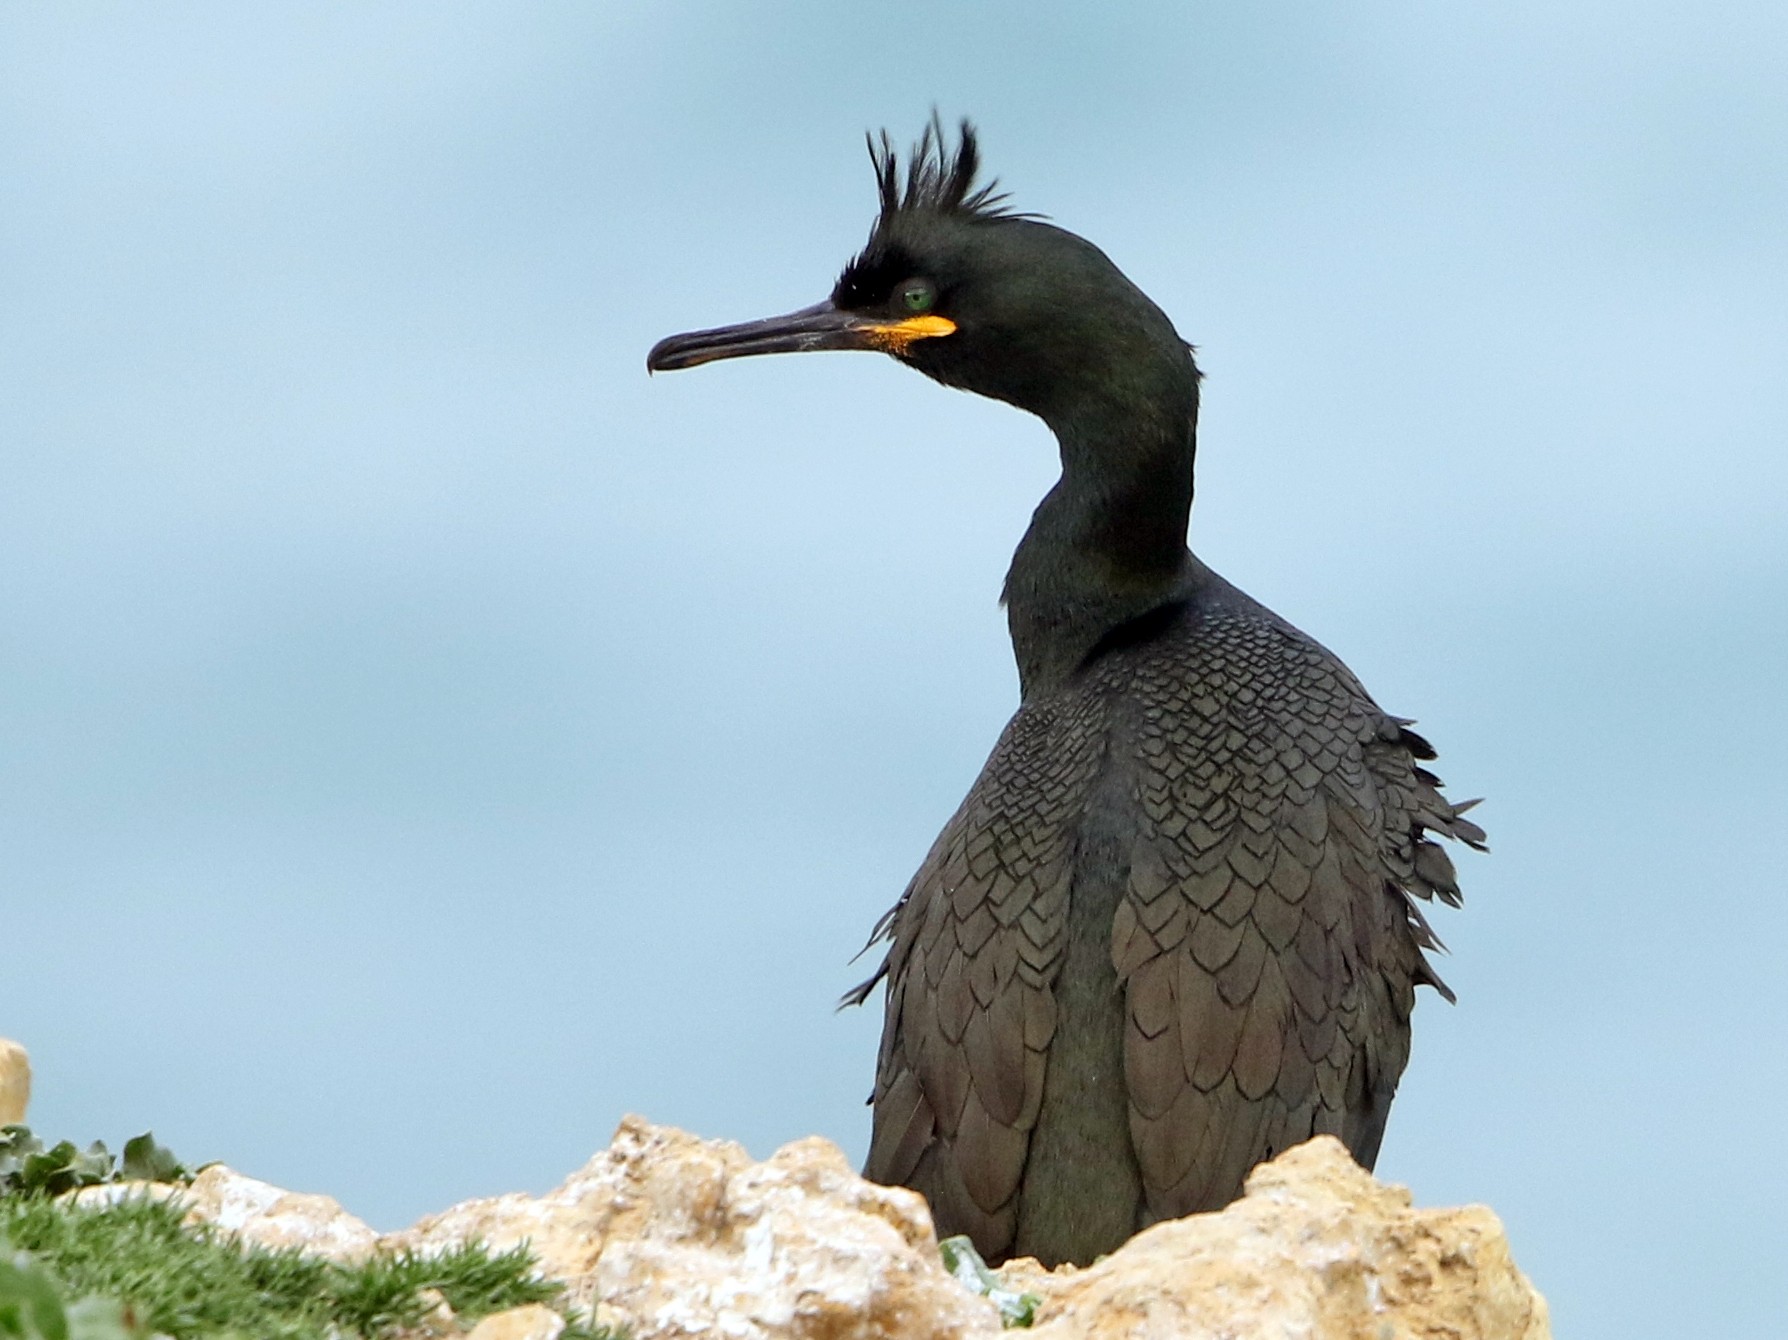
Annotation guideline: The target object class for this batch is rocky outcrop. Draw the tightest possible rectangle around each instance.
[104,1115,1550,1339]
[0,1038,30,1126]
[177,1162,382,1263]
[1006,1137,1549,1340]
[68,1162,379,1264]
[387,1118,995,1340]
[464,1304,565,1340]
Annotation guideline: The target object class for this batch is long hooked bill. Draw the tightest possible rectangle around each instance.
[647,300,954,372]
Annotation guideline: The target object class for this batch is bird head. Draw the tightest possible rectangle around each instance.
[647,118,1196,434]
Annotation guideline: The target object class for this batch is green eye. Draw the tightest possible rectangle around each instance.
[899,279,936,314]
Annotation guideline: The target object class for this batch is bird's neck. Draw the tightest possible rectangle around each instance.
[1003,394,1199,699]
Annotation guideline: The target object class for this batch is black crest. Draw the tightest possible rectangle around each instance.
[835,116,1037,311]
[867,115,1028,225]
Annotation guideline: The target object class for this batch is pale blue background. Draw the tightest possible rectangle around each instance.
[4,5,1785,1336]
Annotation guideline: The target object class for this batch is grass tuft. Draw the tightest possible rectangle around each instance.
[0,1193,617,1339]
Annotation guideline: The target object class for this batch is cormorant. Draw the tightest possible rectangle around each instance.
[647,119,1483,1268]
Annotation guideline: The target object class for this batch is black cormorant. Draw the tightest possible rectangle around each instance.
[647,119,1484,1268]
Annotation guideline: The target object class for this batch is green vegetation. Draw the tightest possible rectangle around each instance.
[936,1235,1038,1328]
[0,1128,187,1200]
[0,1127,614,1340]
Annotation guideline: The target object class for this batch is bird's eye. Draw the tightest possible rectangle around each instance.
[898,279,936,314]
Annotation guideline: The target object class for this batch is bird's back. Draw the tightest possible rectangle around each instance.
[858,564,1482,1265]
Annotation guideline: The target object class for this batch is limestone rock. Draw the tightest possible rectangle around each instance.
[388,1115,999,1340]
[177,1163,380,1264]
[67,1163,378,1265]
[1004,1135,1549,1340]
[0,1039,29,1125]
[65,1179,184,1212]
[412,1288,459,1338]
[73,1113,1545,1340]
[465,1304,565,1340]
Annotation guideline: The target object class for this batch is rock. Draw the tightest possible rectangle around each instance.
[410,1287,459,1338]
[65,1180,184,1211]
[176,1163,380,1264]
[88,1114,1546,1340]
[465,1304,565,1340]
[1003,1135,1550,1340]
[0,1039,29,1125]
[67,1165,379,1264]
[387,1116,1000,1340]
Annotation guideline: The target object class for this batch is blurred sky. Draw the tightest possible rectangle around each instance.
[2,3,1785,1335]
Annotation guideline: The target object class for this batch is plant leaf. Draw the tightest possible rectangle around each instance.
[117,1137,183,1186]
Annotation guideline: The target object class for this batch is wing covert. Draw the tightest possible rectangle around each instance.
[1112,606,1483,1220]
[855,688,1104,1256]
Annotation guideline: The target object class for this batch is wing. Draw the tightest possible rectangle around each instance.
[851,689,1104,1257]
[1110,604,1485,1220]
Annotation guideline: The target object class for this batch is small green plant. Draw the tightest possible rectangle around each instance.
[937,1235,1039,1328]
[0,1129,187,1200]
